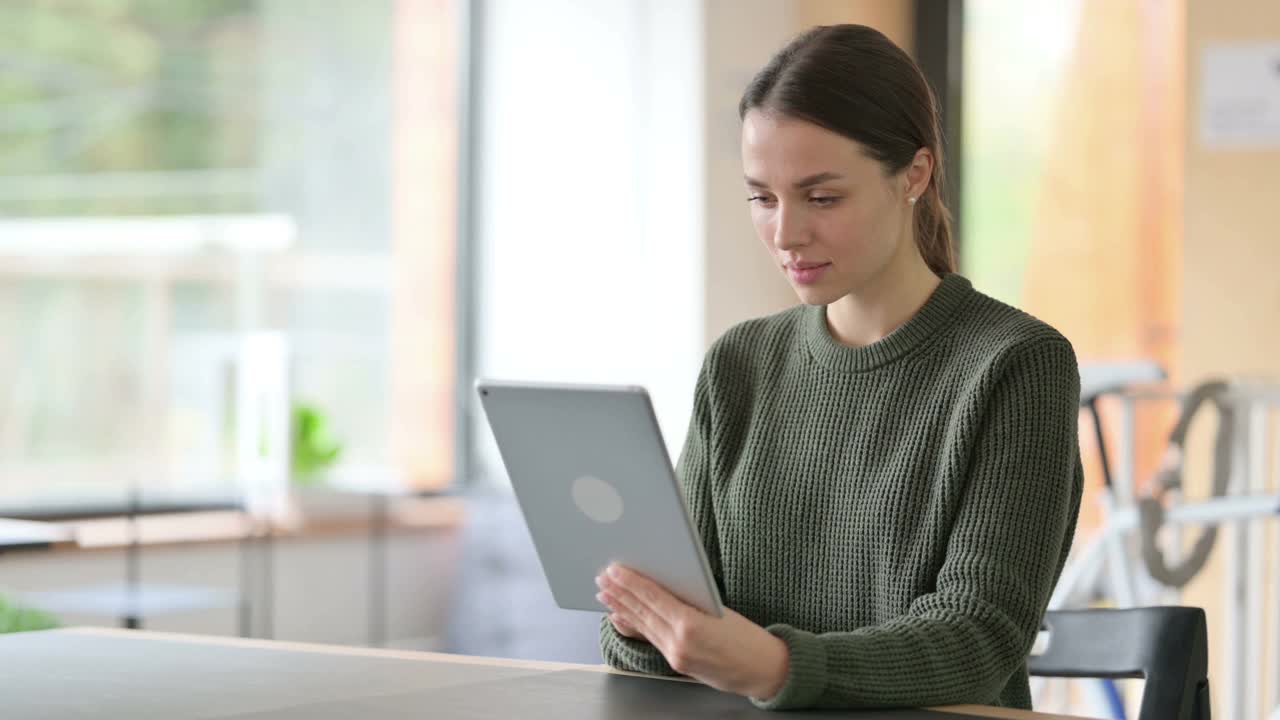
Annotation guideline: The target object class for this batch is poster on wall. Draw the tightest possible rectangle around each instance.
[1200,40,1280,148]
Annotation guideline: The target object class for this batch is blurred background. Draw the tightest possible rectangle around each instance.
[0,1,1276,718]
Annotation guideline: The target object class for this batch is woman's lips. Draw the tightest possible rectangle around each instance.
[786,262,831,284]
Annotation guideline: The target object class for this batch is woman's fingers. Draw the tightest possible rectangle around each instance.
[597,564,702,658]
[600,591,649,641]
[602,583,653,631]
[610,613,644,639]
[608,565,689,622]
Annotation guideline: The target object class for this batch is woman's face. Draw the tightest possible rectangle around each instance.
[740,110,916,306]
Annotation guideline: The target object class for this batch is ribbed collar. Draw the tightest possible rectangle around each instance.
[803,273,974,373]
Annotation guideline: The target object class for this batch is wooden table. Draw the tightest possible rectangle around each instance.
[0,627,1096,719]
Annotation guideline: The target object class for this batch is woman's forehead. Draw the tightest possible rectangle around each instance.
[741,113,875,182]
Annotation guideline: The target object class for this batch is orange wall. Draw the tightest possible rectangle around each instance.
[1180,1,1280,717]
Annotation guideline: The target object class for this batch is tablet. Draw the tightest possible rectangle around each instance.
[475,379,724,618]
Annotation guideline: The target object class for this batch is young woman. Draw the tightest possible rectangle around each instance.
[594,24,1084,712]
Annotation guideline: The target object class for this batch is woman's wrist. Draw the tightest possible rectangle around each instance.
[749,631,790,700]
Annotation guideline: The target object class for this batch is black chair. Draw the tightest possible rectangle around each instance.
[1029,607,1210,720]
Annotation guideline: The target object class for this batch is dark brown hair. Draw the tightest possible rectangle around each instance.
[739,24,955,276]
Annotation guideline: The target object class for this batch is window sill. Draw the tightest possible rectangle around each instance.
[32,495,464,554]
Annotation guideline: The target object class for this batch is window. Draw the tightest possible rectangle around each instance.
[0,1,461,502]
[468,0,704,488]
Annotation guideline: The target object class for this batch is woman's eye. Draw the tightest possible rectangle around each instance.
[810,196,839,207]
[747,195,775,205]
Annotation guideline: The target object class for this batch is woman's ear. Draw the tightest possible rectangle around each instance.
[904,148,934,201]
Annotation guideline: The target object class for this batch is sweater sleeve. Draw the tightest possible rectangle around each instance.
[753,337,1084,710]
[600,360,725,675]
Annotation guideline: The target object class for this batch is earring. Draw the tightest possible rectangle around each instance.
[907,196,917,205]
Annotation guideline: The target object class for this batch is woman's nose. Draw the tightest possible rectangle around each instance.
[772,205,808,250]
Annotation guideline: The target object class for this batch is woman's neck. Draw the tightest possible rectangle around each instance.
[825,251,941,349]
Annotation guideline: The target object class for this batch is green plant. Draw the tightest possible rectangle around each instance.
[0,594,60,634]
[291,402,343,486]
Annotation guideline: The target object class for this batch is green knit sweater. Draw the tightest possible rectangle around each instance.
[599,273,1083,711]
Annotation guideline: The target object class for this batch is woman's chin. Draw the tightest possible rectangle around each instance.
[790,283,842,306]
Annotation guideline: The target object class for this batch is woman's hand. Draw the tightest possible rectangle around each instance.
[609,613,646,640]
[596,563,790,700]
